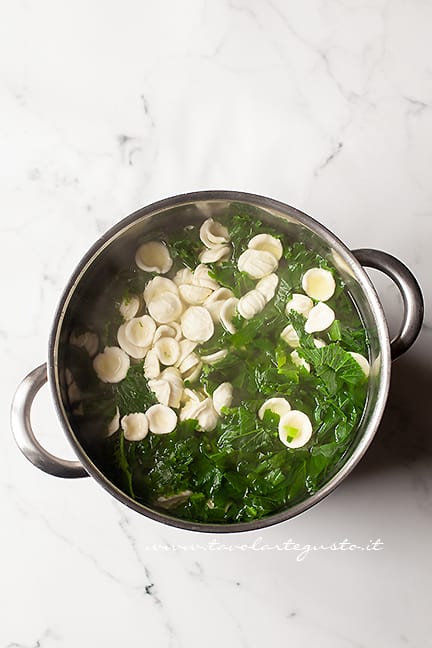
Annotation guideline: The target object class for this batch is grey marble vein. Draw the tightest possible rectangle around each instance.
[314,140,344,176]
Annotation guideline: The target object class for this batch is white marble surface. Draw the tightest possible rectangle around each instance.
[1,1,431,646]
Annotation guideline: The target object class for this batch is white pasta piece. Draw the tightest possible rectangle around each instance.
[349,352,370,377]
[179,352,200,375]
[144,348,160,379]
[278,410,313,449]
[65,369,74,386]
[175,339,198,367]
[148,293,183,324]
[280,324,300,348]
[199,218,230,248]
[212,382,233,415]
[135,241,173,274]
[148,378,171,406]
[180,397,219,431]
[173,267,194,286]
[200,349,228,364]
[179,284,213,305]
[290,350,310,372]
[121,412,149,442]
[314,338,327,348]
[204,287,234,322]
[107,407,120,436]
[237,249,278,279]
[160,366,182,382]
[67,381,81,404]
[69,330,99,357]
[181,387,203,404]
[153,324,178,342]
[199,244,231,264]
[157,491,193,507]
[119,294,140,321]
[85,332,99,357]
[179,398,200,421]
[220,297,239,334]
[205,287,234,303]
[183,361,202,382]
[160,367,184,408]
[258,397,291,420]
[304,302,335,333]
[237,290,266,320]
[65,368,74,387]
[154,337,180,366]
[302,268,336,302]
[117,323,148,359]
[192,264,220,290]
[248,233,283,261]
[203,301,223,323]
[181,306,214,342]
[146,404,177,434]
[168,321,182,340]
[125,315,156,348]
[195,399,219,431]
[256,273,279,302]
[143,276,179,305]
[285,293,313,318]
[93,347,130,383]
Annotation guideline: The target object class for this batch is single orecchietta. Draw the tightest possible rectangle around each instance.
[93,346,130,383]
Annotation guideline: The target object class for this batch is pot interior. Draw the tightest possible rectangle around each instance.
[52,194,389,528]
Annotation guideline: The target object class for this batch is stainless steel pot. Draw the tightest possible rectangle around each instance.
[10,191,424,532]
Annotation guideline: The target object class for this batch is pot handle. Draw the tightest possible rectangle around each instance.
[352,249,424,360]
[10,363,88,478]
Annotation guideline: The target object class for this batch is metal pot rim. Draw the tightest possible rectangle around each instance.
[46,190,392,532]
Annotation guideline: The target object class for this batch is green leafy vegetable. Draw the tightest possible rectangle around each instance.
[71,208,369,524]
[112,362,157,416]
[167,225,202,269]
